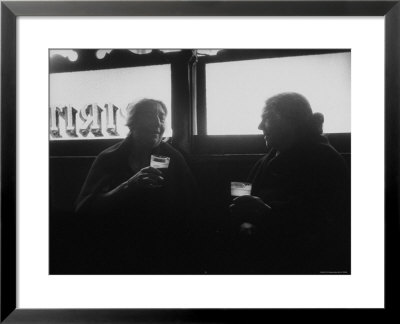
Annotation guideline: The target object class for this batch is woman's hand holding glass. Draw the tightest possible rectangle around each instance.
[229,195,272,236]
[230,195,271,216]
[125,166,165,190]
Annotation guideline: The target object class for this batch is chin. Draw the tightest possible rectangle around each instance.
[140,134,162,145]
[152,141,161,148]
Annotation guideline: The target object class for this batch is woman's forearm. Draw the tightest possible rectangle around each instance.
[77,180,134,215]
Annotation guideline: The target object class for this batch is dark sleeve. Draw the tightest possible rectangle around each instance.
[308,151,350,242]
[253,147,349,216]
[74,154,114,215]
[266,150,350,243]
[297,151,349,221]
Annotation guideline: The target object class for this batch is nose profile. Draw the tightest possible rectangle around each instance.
[156,115,163,126]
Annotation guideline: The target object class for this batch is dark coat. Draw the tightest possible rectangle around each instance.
[242,136,350,274]
[74,137,199,274]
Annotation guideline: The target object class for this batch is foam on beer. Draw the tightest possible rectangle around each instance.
[150,155,170,169]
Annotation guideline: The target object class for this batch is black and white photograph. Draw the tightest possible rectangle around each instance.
[4,0,400,319]
[49,48,351,275]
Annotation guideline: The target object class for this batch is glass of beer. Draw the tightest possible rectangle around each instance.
[230,182,252,197]
[150,155,170,173]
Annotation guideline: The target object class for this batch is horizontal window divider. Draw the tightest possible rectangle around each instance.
[49,133,350,157]
[192,133,350,155]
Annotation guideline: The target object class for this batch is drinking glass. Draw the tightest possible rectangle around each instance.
[230,182,252,197]
[150,155,170,171]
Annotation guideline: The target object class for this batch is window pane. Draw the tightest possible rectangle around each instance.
[50,64,172,140]
[206,53,350,135]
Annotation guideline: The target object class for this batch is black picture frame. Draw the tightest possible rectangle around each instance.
[1,0,399,322]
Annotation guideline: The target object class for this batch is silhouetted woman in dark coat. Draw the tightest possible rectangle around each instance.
[230,93,350,274]
[75,99,198,274]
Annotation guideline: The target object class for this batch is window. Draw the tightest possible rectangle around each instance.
[49,64,172,140]
[205,52,350,135]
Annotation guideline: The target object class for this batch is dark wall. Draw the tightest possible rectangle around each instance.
[49,144,350,274]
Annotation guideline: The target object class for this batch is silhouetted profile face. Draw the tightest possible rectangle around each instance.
[258,105,296,151]
[258,93,315,152]
[129,101,166,149]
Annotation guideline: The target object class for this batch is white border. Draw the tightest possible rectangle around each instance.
[17,17,384,308]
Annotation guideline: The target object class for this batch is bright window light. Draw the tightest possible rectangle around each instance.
[50,64,172,140]
[206,52,351,135]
